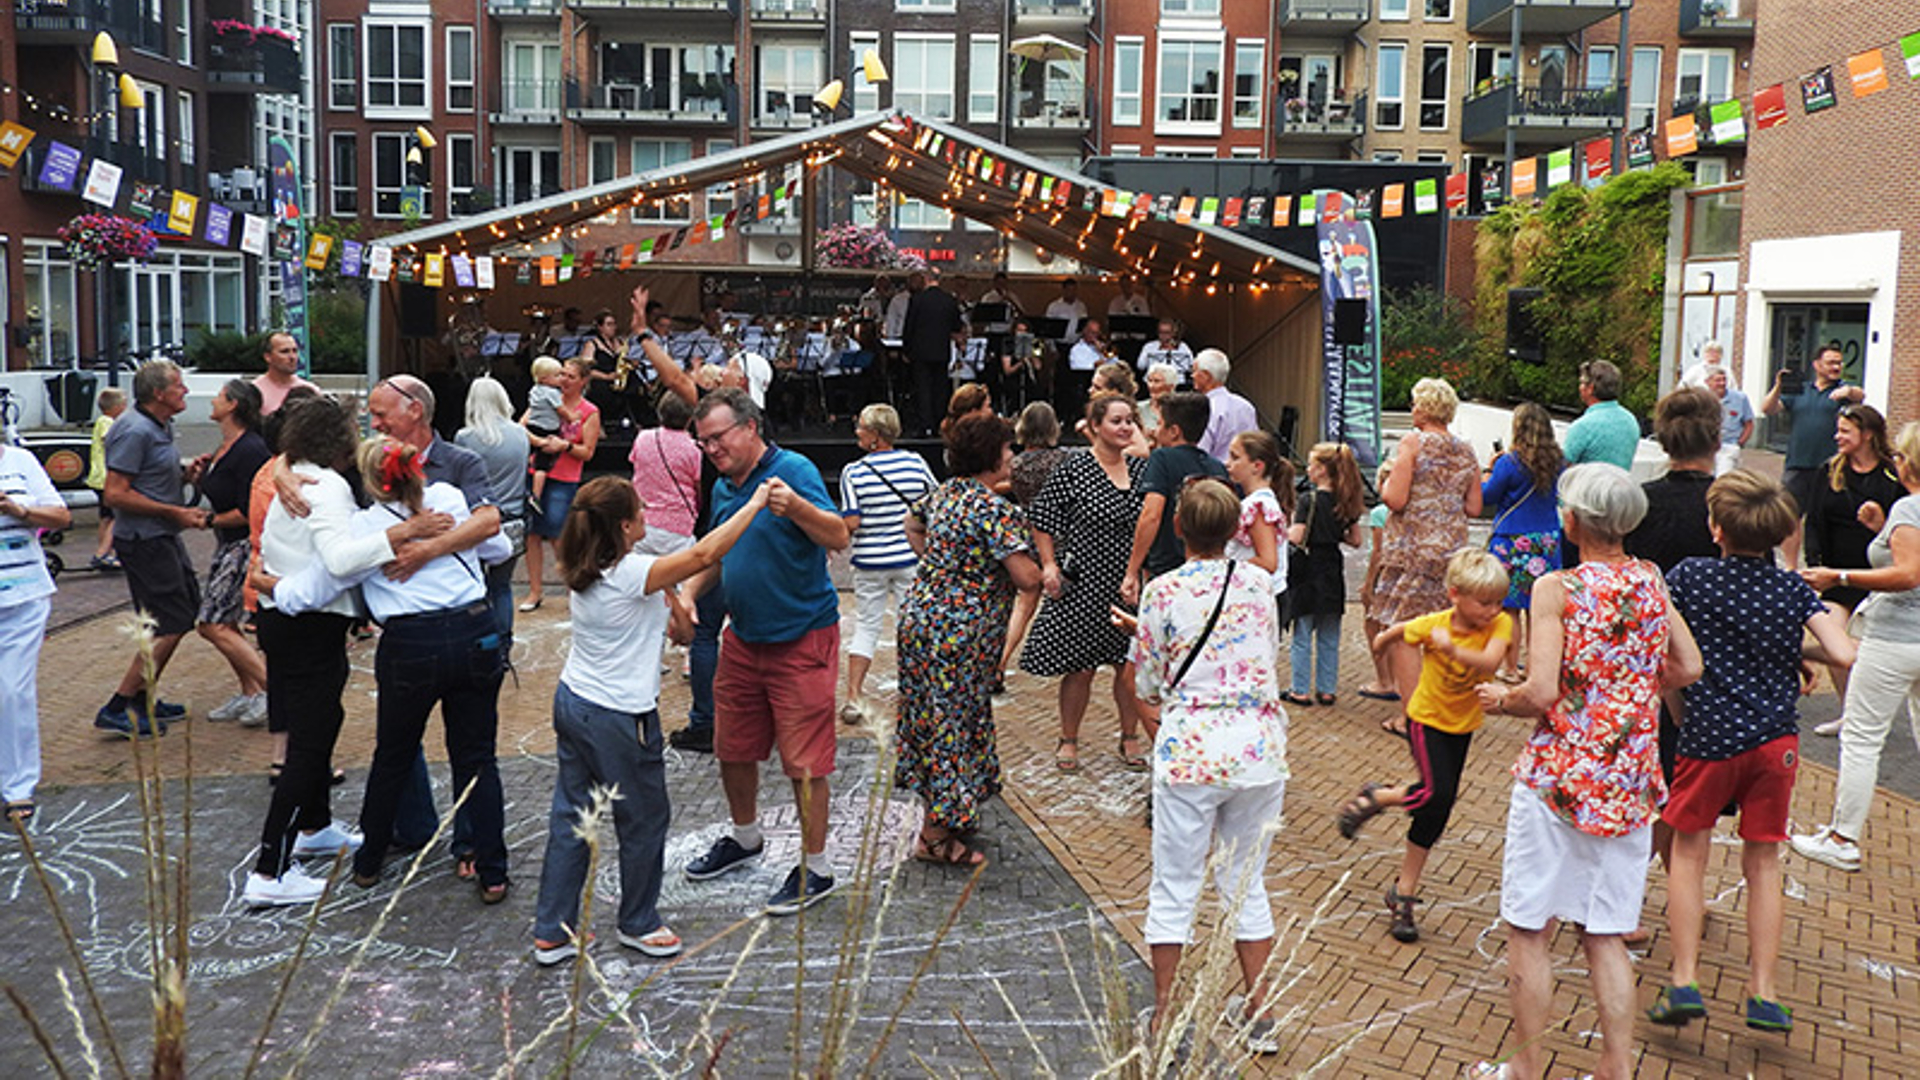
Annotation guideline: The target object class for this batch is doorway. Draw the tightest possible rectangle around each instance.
[1761,301,1868,451]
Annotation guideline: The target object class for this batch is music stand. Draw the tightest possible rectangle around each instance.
[1029,317,1071,344]
[971,302,1011,331]
[1107,315,1158,346]
[555,333,588,360]
[480,332,520,358]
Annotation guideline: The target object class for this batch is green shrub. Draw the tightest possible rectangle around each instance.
[187,330,264,373]
[1379,285,1481,409]
[307,286,367,375]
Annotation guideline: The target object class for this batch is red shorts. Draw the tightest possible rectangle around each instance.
[713,623,840,780]
[1662,734,1798,842]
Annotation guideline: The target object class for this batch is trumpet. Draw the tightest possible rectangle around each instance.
[611,339,634,392]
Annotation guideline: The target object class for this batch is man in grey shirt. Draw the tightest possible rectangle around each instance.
[97,361,213,736]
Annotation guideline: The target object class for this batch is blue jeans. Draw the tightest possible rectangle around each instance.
[355,603,509,888]
[395,580,513,854]
[534,684,670,942]
[1290,611,1342,697]
[687,580,727,733]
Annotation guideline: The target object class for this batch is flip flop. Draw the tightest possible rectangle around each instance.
[1119,735,1149,772]
[1356,688,1400,702]
[1054,737,1080,772]
[1281,692,1316,707]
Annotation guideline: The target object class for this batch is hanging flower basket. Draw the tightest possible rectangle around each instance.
[210,19,298,45]
[815,222,925,271]
[59,213,158,271]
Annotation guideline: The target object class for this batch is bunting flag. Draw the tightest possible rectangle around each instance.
[1198,196,1219,225]
[1709,100,1746,143]
[423,253,444,288]
[1584,140,1611,185]
[1222,196,1243,227]
[1849,48,1890,97]
[164,191,198,236]
[204,204,233,247]
[1545,149,1572,188]
[37,141,82,192]
[1802,66,1837,112]
[1444,173,1469,211]
[1354,189,1374,218]
[1755,84,1789,129]
[514,260,532,285]
[1245,195,1268,226]
[1512,159,1538,198]
[1297,193,1316,226]
[1175,196,1195,224]
[303,232,332,270]
[340,240,363,277]
[475,255,495,289]
[1903,31,1920,78]
[366,245,392,282]
[1626,129,1655,167]
[618,242,636,269]
[1665,113,1700,157]
[81,159,122,207]
[1412,179,1439,215]
[452,253,475,288]
[0,120,33,169]
[239,213,269,256]
[1480,163,1505,208]
[539,255,557,286]
[1381,184,1404,218]
[1272,195,1291,227]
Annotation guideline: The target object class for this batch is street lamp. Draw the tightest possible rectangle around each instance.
[89,31,142,387]
[811,48,889,118]
[401,125,435,220]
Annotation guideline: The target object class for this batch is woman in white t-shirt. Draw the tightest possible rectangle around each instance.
[530,473,770,966]
[1223,430,1293,601]
[0,444,72,823]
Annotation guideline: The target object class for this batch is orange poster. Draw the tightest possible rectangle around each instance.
[539,255,557,286]
[1381,183,1405,218]
[1665,114,1698,157]
[1512,159,1538,198]
[1849,48,1890,97]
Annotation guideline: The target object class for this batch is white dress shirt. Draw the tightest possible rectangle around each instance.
[259,463,396,617]
[1136,340,1195,378]
[269,482,509,622]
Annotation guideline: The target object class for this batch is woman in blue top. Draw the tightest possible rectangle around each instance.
[1481,402,1564,681]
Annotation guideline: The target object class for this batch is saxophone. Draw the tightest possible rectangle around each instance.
[611,338,634,393]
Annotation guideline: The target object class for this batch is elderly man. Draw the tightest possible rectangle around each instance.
[1192,349,1258,461]
[96,360,213,736]
[1564,360,1642,471]
[1700,361,1753,476]
[1135,320,1194,382]
[253,331,318,417]
[1760,342,1863,568]
[681,388,852,915]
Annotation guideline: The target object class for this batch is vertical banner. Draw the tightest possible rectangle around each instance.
[1512,158,1539,198]
[1316,202,1383,470]
[1545,149,1573,188]
[1665,114,1699,157]
[1754,84,1789,130]
[268,136,309,375]
[1583,140,1612,186]
[1444,173,1469,211]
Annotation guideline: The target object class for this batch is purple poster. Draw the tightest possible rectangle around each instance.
[204,204,234,247]
[37,141,82,191]
[340,241,363,278]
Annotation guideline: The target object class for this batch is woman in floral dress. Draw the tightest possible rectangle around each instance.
[1476,462,1701,1080]
[896,414,1040,865]
[1371,377,1482,629]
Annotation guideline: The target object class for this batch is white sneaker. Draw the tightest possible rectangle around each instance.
[244,865,327,907]
[207,694,252,722]
[1812,717,1844,737]
[238,693,269,728]
[291,821,364,858]
[1790,826,1861,872]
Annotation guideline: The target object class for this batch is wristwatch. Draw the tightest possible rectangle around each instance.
[1838,570,1852,588]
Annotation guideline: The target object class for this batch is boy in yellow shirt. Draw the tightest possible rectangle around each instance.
[85,388,127,570]
[1340,547,1512,943]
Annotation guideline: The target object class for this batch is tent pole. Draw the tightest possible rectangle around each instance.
[365,279,386,398]
[800,156,819,311]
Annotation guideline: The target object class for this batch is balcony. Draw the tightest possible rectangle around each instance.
[1012,97,1090,133]
[1679,0,1753,37]
[567,0,728,12]
[487,0,560,16]
[1014,0,1093,22]
[1277,92,1366,140]
[566,78,734,125]
[20,135,168,194]
[748,0,824,22]
[206,26,301,95]
[206,168,272,213]
[490,79,564,124]
[1467,0,1630,37]
[12,0,125,43]
[1279,0,1370,33]
[1461,80,1622,146]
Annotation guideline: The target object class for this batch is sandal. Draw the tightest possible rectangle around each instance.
[1119,734,1149,772]
[1380,715,1408,736]
[1316,693,1337,706]
[1357,687,1400,702]
[454,855,479,882]
[1338,783,1386,840]
[1281,692,1316,707]
[1054,737,1080,772]
[1385,886,1422,943]
[480,880,511,905]
[4,800,34,824]
[913,831,987,867]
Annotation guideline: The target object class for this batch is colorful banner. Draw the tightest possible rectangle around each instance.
[1754,84,1789,130]
[1802,66,1837,112]
[340,240,363,278]
[1546,149,1572,188]
[36,141,82,192]
[366,245,392,282]
[81,159,123,207]
[1444,173,1469,211]
[1512,158,1538,198]
[0,121,32,169]
[1296,192,1316,226]
[1665,114,1699,157]
[166,191,198,236]
[1583,140,1611,185]
[239,213,270,257]
[1903,32,1920,79]
[1316,209,1383,470]
[452,254,475,288]
[1381,184,1404,218]
[1849,48,1890,97]
[1480,162,1504,208]
[1412,178,1438,214]
[1709,100,1746,143]
[268,136,308,373]
[423,253,444,288]
[204,204,233,247]
[1626,129,1654,168]
[475,256,495,289]
[304,233,333,270]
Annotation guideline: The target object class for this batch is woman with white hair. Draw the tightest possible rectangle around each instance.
[457,376,530,641]
[1475,462,1701,1080]
[1699,362,1753,477]
[1137,361,1179,442]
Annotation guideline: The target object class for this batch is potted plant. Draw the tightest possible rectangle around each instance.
[1285,97,1308,121]
[58,214,158,272]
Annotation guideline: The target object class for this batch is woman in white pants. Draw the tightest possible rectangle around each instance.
[0,445,72,822]
[1791,420,1920,873]
[838,404,936,722]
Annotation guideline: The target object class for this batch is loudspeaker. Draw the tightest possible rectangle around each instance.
[398,283,438,339]
[1506,288,1544,364]
[1331,298,1368,345]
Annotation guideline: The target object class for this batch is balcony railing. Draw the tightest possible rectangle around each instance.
[1679,0,1753,37]
[1012,96,1090,130]
[11,0,146,42]
[1014,0,1092,18]
[490,79,564,121]
[1278,92,1366,138]
[497,182,566,209]
[207,28,301,94]
[1279,0,1371,31]
[1466,0,1630,37]
[487,0,560,15]
[1461,81,1622,145]
[748,0,823,19]
[21,135,169,194]
[567,0,728,11]
[566,77,734,123]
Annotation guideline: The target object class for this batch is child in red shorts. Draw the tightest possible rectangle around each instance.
[1649,470,1856,1033]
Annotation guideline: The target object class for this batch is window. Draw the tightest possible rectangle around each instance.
[851,32,880,112]
[631,139,693,222]
[1161,0,1220,15]
[1113,37,1144,126]
[446,27,475,112]
[1690,157,1728,186]
[1230,145,1260,157]
[138,84,164,158]
[1372,150,1403,161]
[21,243,78,367]
[330,132,357,215]
[589,137,617,184]
[506,42,562,112]
[1587,45,1616,90]
[1676,48,1734,107]
[1380,0,1409,20]
[758,44,821,123]
[706,138,734,216]
[372,131,413,217]
[1416,150,1448,163]
[176,91,194,164]
[1418,43,1449,129]
[1154,146,1217,158]
[365,21,429,116]
[1424,0,1450,17]
[895,0,953,10]
[447,134,476,212]
[893,35,955,119]
[1157,38,1223,132]
[1376,43,1405,129]
[895,197,951,230]
[1111,143,1142,155]
[328,25,357,109]
[1629,46,1661,129]
[500,146,560,208]
[1233,40,1264,128]
[174,0,190,64]
[1470,44,1512,90]
[969,35,1000,123]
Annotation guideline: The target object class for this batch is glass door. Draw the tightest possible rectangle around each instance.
[1761,302,1869,450]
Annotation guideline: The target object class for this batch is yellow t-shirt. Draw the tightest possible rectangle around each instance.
[87,412,115,490]
[1403,607,1513,735]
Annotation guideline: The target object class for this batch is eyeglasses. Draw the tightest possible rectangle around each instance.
[377,378,424,407]
[693,419,747,450]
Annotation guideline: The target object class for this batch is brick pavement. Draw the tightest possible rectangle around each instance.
[24,578,1920,1077]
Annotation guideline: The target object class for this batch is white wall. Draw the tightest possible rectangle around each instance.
[1744,230,1901,411]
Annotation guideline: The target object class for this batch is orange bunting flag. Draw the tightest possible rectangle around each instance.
[1849,48,1890,97]
[1381,184,1405,218]
[539,256,557,286]
[1512,159,1538,198]
[1665,113,1699,157]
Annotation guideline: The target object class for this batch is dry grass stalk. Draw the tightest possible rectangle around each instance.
[562,785,621,1075]
[54,969,100,1080]
[118,612,189,1079]
[854,862,984,1078]
[990,975,1057,1077]
[949,1005,1003,1080]
[240,854,351,1080]
[821,739,909,1071]
[5,984,73,1080]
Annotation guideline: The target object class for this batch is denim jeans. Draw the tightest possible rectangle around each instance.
[253,609,353,878]
[354,603,509,888]
[687,580,727,734]
[534,684,671,942]
[1290,611,1342,697]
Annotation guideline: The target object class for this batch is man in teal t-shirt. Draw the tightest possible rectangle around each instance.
[680,388,853,918]
[1760,343,1863,568]
[1563,360,1642,471]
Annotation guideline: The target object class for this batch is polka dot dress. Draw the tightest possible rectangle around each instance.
[1020,449,1146,677]
[1667,555,1826,760]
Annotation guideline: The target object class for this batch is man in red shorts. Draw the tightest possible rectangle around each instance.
[680,389,852,915]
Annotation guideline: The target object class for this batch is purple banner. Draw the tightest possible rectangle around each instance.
[1316,195,1384,469]
[37,141,82,191]
[340,241,363,278]
[204,203,233,246]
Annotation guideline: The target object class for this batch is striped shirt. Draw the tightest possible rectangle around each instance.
[840,448,937,570]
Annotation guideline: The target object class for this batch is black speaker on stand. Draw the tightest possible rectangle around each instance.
[398,283,439,339]
[1332,298,1368,346]
[1506,287,1545,364]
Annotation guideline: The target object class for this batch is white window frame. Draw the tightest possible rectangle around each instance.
[1372,149,1403,161]
[1629,46,1661,129]
[362,18,431,120]
[371,131,410,219]
[893,33,956,119]
[176,90,194,164]
[1153,145,1217,159]
[447,133,476,211]
[1113,36,1144,127]
[630,139,694,223]
[1676,47,1735,105]
[1415,150,1448,163]
[1423,0,1452,20]
[968,34,1000,123]
[327,24,357,111]
[589,136,618,184]
[1155,35,1225,136]
[1111,143,1142,155]
[851,32,881,112]
[1379,0,1409,21]
[1229,145,1260,158]
[895,196,951,231]
[445,26,475,113]
[1586,45,1617,91]
[757,43,822,125]
[498,145,561,208]
[1470,43,1512,90]
[174,0,191,64]
[504,40,562,113]
[1160,0,1220,16]
[895,0,954,10]
[329,131,357,216]
[1418,42,1450,131]
[1376,42,1406,130]
[1232,39,1264,128]
[706,138,735,216]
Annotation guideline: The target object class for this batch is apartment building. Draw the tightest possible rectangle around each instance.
[2,0,308,370]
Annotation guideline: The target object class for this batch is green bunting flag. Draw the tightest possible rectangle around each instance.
[1709,100,1746,143]
[1546,149,1573,188]
[1412,178,1439,214]
[1900,32,1920,78]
